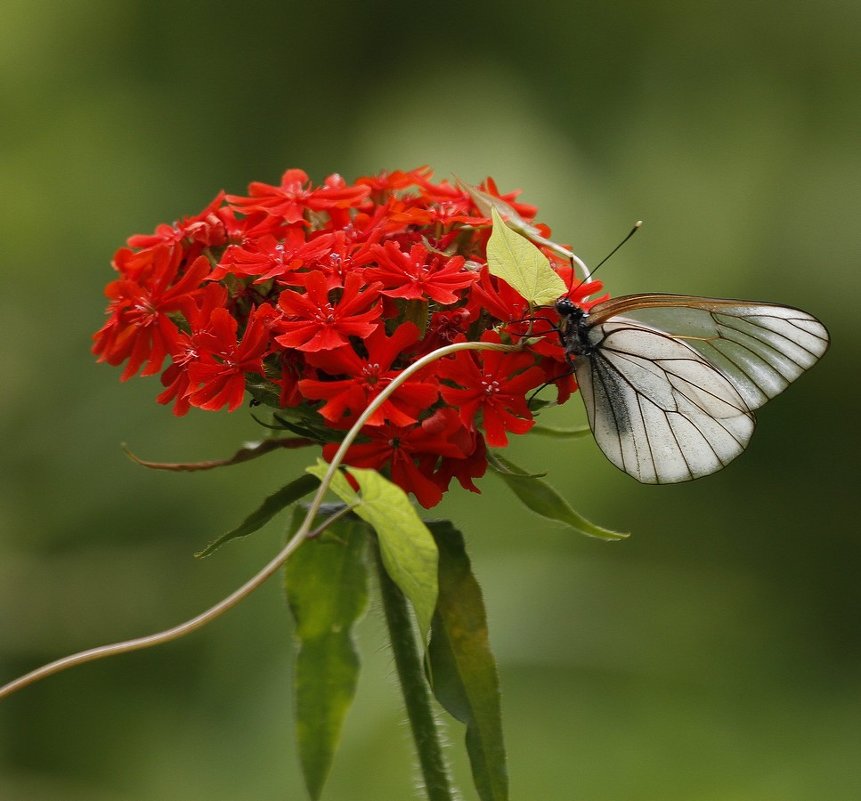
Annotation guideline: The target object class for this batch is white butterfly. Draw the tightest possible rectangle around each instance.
[556,294,830,483]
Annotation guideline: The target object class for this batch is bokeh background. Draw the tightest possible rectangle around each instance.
[1,1,859,799]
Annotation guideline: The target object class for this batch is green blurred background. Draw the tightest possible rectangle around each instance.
[1,1,858,799]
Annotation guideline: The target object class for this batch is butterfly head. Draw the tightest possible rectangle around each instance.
[555,296,586,323]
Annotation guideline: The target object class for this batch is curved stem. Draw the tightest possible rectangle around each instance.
[0,338,521,701]
[0,505,353,701]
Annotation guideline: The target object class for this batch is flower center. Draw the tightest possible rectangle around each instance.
[130,300,158,326]
[314,305,336,324]
[480,378,500,395]
[362,362,382,385]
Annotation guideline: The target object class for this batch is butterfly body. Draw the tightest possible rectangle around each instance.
[555,297,591,360]
[553,293,829,484]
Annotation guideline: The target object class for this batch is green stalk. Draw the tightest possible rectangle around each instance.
[373,540,455,801]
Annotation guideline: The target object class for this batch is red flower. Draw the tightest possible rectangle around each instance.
[363,241,477,305]
[92,246,210,380]
[296,230,374,291]
[355,166,433,193]
[299,323,438,427]
[212,230,335,283]
[413,307,476,356]
[227,169,370,223]
[155,283,229,415]
[185,304,273,412]
[479,176,539,222]
[432,431,488,495]
[438,333,546,447]
[126,192,231,250]
[381,198,486,230]
[469,266,532,326]
[274,271,381,352]
[273,350,306,409]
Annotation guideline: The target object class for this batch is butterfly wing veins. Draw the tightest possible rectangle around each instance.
[554,293,829,483]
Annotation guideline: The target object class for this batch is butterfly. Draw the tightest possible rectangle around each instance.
[554,293,830,483]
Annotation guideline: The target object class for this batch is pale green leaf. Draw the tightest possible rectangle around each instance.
[492,454,629,541]
[486,207,566,306]
[428,522,508,801]
[286,511,370,800]
[307,461,438,640]
[348,468,438,641]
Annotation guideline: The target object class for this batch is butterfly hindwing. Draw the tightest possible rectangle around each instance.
[574,319,756,483]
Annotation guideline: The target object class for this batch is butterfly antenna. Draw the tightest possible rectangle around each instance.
[569,220,643,294]
[593,220,642,273]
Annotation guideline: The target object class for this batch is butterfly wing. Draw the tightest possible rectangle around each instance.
[574,319,756,483]
[586,295,830,410]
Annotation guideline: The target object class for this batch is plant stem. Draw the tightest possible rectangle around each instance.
[374,541,455,801]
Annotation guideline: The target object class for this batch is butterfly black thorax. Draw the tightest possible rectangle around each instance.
[555,298,592,362]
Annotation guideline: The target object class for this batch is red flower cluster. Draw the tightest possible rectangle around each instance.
[94,168,602,507]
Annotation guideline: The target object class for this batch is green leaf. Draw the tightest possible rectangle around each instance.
[195,473,319,558]
[485,448,546,478]
[530,423,592,439]
[307,460,438,640]
[427,522,508,801]
[486,207,566,307]
[349,468,438,641]
[286,510,370,801]
[492,454,629,541]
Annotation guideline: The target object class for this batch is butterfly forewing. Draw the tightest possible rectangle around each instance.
[574,320,755,483]
[586,295,830,411]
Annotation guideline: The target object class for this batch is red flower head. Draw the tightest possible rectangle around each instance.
[95,168,602,506]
